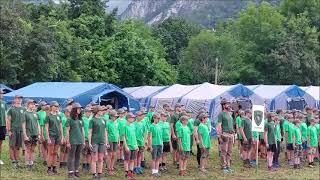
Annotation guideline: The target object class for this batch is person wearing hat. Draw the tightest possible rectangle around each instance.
[159,112,171,172]
[45,101,63,175]
[81,107,92,172]
[123,112,138,179]
[197,113,210,173]
[37,101,49,165]
[59,107,71,169]
[239,109,252,168]
[66,103,85,178]
[169,103,183,167]
[0,88,8,165]
[88,106,108,179]
[307,116,318,168]
[21,99,39,170]
[6,94,25,168]
[264,112,277,171]
[106,110,120,176]
[305,107,314,127]
[292,117,303,169]
[273,115,282,168]
[216,98,234,173]
[147,112,163,177]
[285,113,295,166]
[117,108,126,163]
[185,110,195,155]
[132,111,147,175]
[298,114,308,163]
[162,104,170,112]
[177,115,191,176]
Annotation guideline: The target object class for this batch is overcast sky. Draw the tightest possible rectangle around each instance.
[106,0,132,14]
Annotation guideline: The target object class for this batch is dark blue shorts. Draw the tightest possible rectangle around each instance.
[287,143,293,151]
[302,141,308,150]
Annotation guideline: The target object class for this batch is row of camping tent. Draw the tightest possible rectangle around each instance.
[123,83,319,121]
[1,83,319,122]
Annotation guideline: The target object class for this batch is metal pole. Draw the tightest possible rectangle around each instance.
[256,133,259,174]
[215,58,218,84]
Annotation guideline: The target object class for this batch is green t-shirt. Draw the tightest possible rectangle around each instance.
[107,120,119,143]
[306,115,313,127]
[236,116,242,139]
[241,118,252,139]
[103,114,110,122]
[37,111,47,140]
[265,121,276,145]
[134,120,147,147]
[124,123,138,150]
[178,125,191,151]
[206,118,211,131]
[66,119,84,145]
[117,117,127,140]
[89,117,106,144]
[299,122,308,141]
[61,115,68,139]
[170,113,180,133]
[82,116,91,141]
[160,121,170,142]
[307,126,318,147]
[149,123,163,146]
[22,111,39,137]
[0,100,8,126]
[198,123,211,149]
[283,119,289,132]
[275,124,282,142]
[142,116,151,131]
[293,126,302,145]
[8,106,25,131]
[187,118,194,134]
[217,111,234,133]
[45,113,61,138]
[147,112,153,122]
[287,123,295,144]
[175,120,182,133]
[316,124,320,135]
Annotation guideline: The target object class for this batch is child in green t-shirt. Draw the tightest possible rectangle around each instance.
[240,110,252,168]
[177,115,191,176]
[133,111,147,175]
[307,117,317,168]
[264,113,276,171]
[106,110,120,176]
[81,107,92,172]
[273,115,281,168]
[292,119,302,169]
[160,112,171,172]
[59,108,70,168]
[285,114,295,165]
[236,111,244,159]
[198,113,210,172]
[147,113,163,177]
[123,113,138,179]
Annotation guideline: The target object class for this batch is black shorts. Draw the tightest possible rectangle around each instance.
[267,144,277,153]
[124,150,137,161]
[0,126,6,140]
[260,139,265,145]
[163,142,170,153]
[137,146,144,155]
[171,139,178,150]
[82,141,91,155]
[120,141,124,146]
[287,143,294,151]
[108,142,118,152]
[25,136,39,146]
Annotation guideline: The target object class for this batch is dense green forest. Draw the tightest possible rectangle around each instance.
[0,0,319,89]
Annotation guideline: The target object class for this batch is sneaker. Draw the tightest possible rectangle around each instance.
[159,166,164,171]
[68,172,75,178]
[52,167,59,175]
[0,159,4,165]
[133,167,138,174]
[267,167,276,171]
[227,167,234,172]
[47,169,54,175]
[74,171,80,178]
[27,164,33,171]
[137,167,143,174]
[163,166,167,171]
[178,170,183,176]
[249,160,256,166]
[199,168,207,173]
[92,173,98,179]
[308,164,314,168]
[128,171,135,180]
[222,167,229,173]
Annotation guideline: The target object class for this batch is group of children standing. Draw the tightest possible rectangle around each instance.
[236,107,320,171]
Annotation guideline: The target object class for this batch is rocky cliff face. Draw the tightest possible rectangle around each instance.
[118,0,280,27]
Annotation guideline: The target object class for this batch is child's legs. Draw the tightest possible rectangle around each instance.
[47,144,54,167]
[97,153,104,174]
[91,152,98,174]
[53,145,60,167]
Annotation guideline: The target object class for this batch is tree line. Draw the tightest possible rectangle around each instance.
[0,0,319,89]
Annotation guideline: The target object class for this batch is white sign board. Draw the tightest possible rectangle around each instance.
[252,105,265,132]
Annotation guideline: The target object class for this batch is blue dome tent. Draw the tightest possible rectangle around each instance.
[0,84,14,94]
[4,82,140,111]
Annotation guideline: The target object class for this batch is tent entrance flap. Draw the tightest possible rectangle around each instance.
[92,90,129,109]
[287,97,306,110]
[231,98,252,111]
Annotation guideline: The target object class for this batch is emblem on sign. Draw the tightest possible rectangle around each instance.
[254,110,263,126]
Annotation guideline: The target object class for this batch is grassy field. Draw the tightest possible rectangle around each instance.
[0,140,319,179]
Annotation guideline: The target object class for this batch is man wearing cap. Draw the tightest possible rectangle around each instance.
[21,99,39,170]
[170,103,183,167]
[45,101,64,175]
[6,95,25,168]
[216,98,234,173]
[0,89,8,165]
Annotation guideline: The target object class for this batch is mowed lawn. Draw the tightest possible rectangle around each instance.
[0,139,319,180]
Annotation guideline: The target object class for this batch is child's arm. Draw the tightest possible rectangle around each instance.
[148,133,152,151]
[264,130,268,148]
[240,126,247,142]
[122,134,129,152]
[198,133,204,149]
[292,134,296,148]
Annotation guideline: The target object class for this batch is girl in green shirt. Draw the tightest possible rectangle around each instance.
[177,115,191,176]
[59,108,70,169]
[292,119,302,169]
[307,117,318,168]
[106,110,120,176]
[66,103,85,178]
[198,114,210,172]
[37,102,48,165]
[21,99,40,170]
[81,108,92,172]
[147,113,163,177]
[160,112,171,172]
